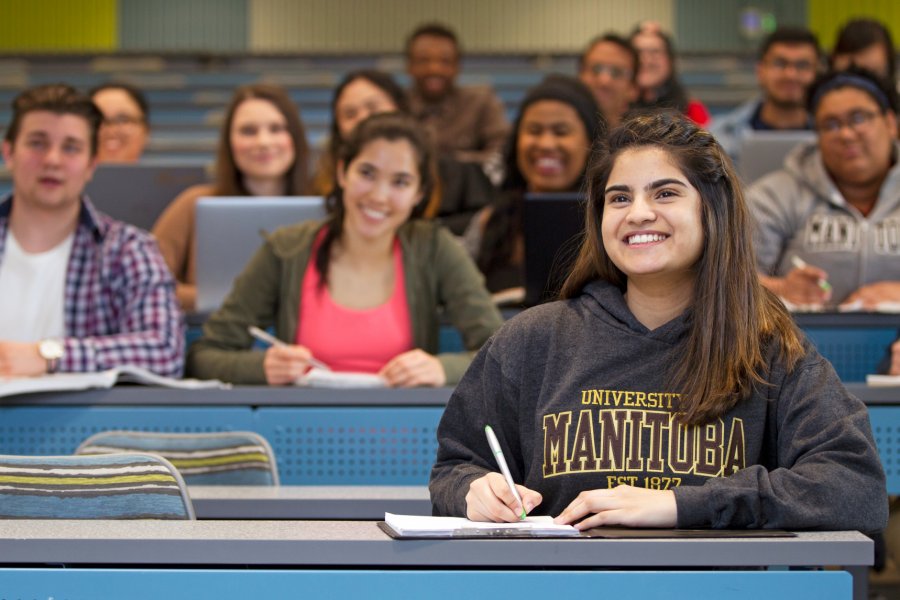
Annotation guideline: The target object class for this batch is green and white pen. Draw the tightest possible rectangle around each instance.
[484,424,526,520]
[791,255,832,293]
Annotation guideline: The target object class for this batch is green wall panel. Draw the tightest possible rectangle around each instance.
[0,0,116,52]
[808,0,900,51]
[120,0,246,52]
[675,0,807,53]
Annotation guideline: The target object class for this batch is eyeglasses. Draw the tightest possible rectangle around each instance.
[816,109,879,135]
[103,114,145,127]
[586,63,632,81]
[764,57,817,73]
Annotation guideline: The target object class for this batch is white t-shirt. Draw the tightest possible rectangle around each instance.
[0,229,74,342]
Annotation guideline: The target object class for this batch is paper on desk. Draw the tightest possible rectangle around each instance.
[0,365,229,398]
[295,367,387,389]
[866,374,900,387]
[384,512,579,537]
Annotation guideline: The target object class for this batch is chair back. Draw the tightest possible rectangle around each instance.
[77,431,280,486]
[0,452,195,519]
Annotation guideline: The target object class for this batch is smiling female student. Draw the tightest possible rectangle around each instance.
[471,75,603,297]
[152,84,309,311]
[430,112,887,531]
[187,113,502,387]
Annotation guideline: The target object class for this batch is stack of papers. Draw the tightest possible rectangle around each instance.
[866,374,900,387]
[0,365,229,398]
[296,368,387,389]
[383,512,579,537]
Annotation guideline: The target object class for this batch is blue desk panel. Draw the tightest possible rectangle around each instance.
[0,404,443,485]
[255,406,442,484]
[0,569,851,600]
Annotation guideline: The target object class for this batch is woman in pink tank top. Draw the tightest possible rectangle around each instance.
[189,113,503,386]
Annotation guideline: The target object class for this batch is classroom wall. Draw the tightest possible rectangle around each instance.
[0,0,895,55]
[808,0,900,50]
[248,0,672,53]
[0,0,116,52]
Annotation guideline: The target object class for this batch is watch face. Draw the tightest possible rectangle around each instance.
[39,338,65,360]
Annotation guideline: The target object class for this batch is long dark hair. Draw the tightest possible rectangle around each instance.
[478,75,603,279]
[214,84,309,196]
[314,112,435,285]
[629,25,689,113]
[561,112,804,425]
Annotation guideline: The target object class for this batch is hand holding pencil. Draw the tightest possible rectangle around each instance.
[783,255,832,305]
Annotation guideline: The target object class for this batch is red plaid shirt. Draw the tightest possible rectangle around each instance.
[0,196,184,376]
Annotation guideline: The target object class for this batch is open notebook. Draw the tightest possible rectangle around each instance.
[296,368,386,389]
[0,365,229,398]
[382,512,578,538]
[380,513,797,539]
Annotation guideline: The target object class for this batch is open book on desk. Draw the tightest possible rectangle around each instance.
[296,367,387,389]
[380,513,797,539]
[0,364,229,398]
[381,512,579,538]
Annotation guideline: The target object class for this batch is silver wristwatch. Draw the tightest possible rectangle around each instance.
[38,338,65,373]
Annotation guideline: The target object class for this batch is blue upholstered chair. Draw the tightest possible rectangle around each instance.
[76,431,280,486]
[0,453,195,519]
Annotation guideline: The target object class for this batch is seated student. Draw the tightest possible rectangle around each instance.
[748,67,900,308]
[187,113,503,387]
[311,70,494,235]
[152,83,309,311]
[0,84,182,377]
[629,22,710,126]
[405,23,510,181]
[832,18,897,91]
[471,75,603,296]
[89,83,150,164]
[430,111,887,532]
[709,27,821,163]
[578,33,638,129]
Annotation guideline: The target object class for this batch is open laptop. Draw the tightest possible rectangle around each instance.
[522,192,586,307]
[85,164,209,231]
[194,196,327,314]
[737,131,815,185]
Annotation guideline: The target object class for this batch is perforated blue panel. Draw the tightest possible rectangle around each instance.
[802,327,896,382]
[0,569,852,600]
[868,407,900,494]
[0,407,253,456]
[255,407,443,485]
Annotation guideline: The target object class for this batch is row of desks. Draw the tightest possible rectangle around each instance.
[0,521,872,600]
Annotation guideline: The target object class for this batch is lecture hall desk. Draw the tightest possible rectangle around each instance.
[0,521,872,600]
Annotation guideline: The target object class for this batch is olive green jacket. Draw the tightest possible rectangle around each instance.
[187,220,503,385]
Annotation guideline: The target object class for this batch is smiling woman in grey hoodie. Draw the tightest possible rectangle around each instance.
[430,111,888,533]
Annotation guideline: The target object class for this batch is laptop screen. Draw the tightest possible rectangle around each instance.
[86,164,209,231]
[194,196,327,314]
[522,192,586,307]
[737,131,815,185]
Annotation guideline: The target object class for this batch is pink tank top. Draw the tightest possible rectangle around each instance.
[296,231,413,373]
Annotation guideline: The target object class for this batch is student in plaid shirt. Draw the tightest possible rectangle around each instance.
[0,84,183,377]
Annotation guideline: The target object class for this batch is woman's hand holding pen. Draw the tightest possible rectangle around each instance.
[465,473,542,523]
[779,265,832,305]
[263,344,316,385]
[554,485,677,529]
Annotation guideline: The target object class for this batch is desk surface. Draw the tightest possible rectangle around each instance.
[7,383,900,406]
[0,521,871,567]
[190,486,431,519]
[4,385,453,406]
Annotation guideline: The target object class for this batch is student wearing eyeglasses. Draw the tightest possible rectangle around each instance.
[748,67,900,309]
[709,27,821,164]
[89,83,150,164]
[578,33,639,129]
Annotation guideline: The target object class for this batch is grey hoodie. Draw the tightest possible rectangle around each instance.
[747,140,900,304]
[430,280,887,531]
